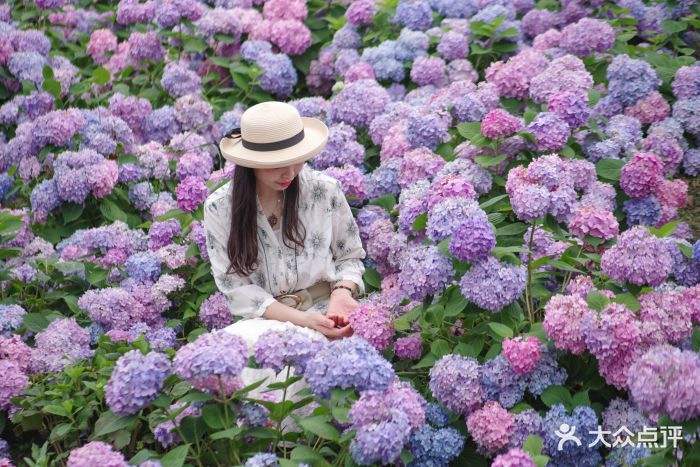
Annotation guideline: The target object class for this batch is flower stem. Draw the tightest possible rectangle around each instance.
[525,223,537,324]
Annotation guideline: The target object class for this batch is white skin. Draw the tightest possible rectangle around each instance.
[254,162,359,339]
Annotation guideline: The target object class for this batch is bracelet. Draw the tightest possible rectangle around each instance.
[331,284,357,298]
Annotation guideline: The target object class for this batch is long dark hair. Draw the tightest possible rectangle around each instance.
[226,165,306,276]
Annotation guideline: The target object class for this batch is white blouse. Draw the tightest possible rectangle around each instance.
[203,164,367,319]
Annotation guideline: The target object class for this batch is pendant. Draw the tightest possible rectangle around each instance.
[268,214,278,228]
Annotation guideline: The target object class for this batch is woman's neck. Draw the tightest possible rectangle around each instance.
[256,185,283,206]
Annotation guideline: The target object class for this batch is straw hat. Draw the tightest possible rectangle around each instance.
[219,101,329,169]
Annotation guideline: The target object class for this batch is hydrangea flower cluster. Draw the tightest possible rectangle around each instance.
[459,256,526,312]
[601,226,673,286]
[105,350,172,416]
[253,327,326,374]
[173,330,248,395]
[429,354,483,415]
[348,301,394,351]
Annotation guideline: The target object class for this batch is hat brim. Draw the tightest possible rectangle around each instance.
[219,117,329,168]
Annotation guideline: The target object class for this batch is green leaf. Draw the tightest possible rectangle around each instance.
[445,291,468,317]
[559,146,575,158]
[430,339,450,358]
[487,322,513,339]
[92,412,137,439]
[496,222,528,236]
[661,19,687,34]
[648,220,680,238]
[612,293,640,312]
[100,198,128,223]
[523,434,543,456]
[474,154,506,167]
[42,78,61,100]
[533,455,550,467]
[368,193,397,213]
[586,290,610,312]
[363,268,381,289]
[456,122,482,140]
[43,405,70,417]
[540,385,573,408]
[290,446,331,466]
[49,423,73,442]
[413,352,437,369]
[297,416,340,442]
[160,445,189,467]
[412,212,428,231]
[201,404,226,430]
[595,159,625,181]
[572,390,590,407]
[210,427,242,440]
[92,67,110,86]
[62,203,84,223]
[23,313,50,333]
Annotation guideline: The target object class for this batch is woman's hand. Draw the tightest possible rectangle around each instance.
[303,313,353,339]
[326,289,359,328]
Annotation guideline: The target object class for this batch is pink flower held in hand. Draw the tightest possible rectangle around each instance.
[502,336,542,375]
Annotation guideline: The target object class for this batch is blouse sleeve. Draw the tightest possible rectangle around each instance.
[329,181,367,296]
[203,196,277,319]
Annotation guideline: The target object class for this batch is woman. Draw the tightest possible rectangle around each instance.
[202,101,367,399]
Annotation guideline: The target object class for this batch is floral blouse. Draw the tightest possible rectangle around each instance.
[203,164,367,319]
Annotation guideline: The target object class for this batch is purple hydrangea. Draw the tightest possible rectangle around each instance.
[568,207,619,241]
[67,441,128,467]
[397,244,454,301]
[256,52,298,98]
[199,292,233,330]
[0,360,28,412]
[526,112,570,152]
[105,350,172,416]
[429,354,483,415]
[542,404,601,465]
[601,226,673,287]
[253,327,326,374]
[481,109,522,139]
[161,61,201,98]
[459,256,526,313]
[153,402,203,448]
[405,109,450,150]
[349,379,426,431]
[492,448,536,467]
[328,79,390,128]
[607,54,661,107]
[448,218,496,262]
[410,56,446,86]
[32,318,93,373]
[559,18,615,57]
[393,334,423,360]
[627,345,700,422]
[0,304,26,336]
[125,251,161,283]
[548,89,590,129]
[427,197,488,242]
[620,152,664,198]
[350,409,412,466]
[303,336,395,398]
[623,196,662,226]
[173,330,248,395]
[393,0,433,30]
[673,97,700,137]
[176,176,209,212]
[346,0,377,25]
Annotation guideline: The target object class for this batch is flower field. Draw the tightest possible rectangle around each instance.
[1,0,700,465]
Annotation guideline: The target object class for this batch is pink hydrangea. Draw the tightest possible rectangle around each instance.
[344,61,375,83]
[270,20,311,56]
[176,176,208,212]
[67,441,127,467]
[426,174,477,209]
[624,91,670,125]
[380,121,412,160]
[481,109,522,139]
[0,334,33,373]
[529,55,593,104]
[566,275,596,299]
[492,448,536,467]
[655,178,688,209]
[601,226,673,287]
[502,336,541,375]
[398,147,446,188]
[568,207,619,241]
[394,334,422,360]
[639,290,693,346]
[619,152,664,198]
[466,401,515,455]
[346,0,376,25]
[263,0,307,20]
[543,294,591,354]
[349,301,394,351]
[410,56,447,87]
[486,49,549,100]
[87,29,118,65]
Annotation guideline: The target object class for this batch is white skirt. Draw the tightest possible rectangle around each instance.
[224,288,331,431]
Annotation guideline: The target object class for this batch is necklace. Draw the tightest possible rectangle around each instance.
[266,192,284,229]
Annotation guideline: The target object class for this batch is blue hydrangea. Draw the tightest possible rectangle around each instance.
[144,106,181,144]
[333,24,361,49]
[304,336,395,398]
[105,350,172,416]
[427,0,476,18]
[664,238,700,287]
[257,52,298,98]
[481,355,527,408]
[0,173,16,202]
[87,322,104,346]
[408,425,465,466]
[406,111,449,150]
[427,197,488,243]
[542,404,602,466]
[125,251,162,283]
[393,0,433,31]
[350,410,412,466]
[0,304,26,336]
[0,438,8,458]
[606,446,652,467]
[395,28,429,62]
[397,244,455,301]
[362,42,405,82]
[244,453,279,467]
[622,196,662,226]
[424,402,450,427]
[684,148,700,176]
[366,158,401,199]
[694,239,700,261]
[238,402,269,427]
[451,93,487,123]
[128,182,157,212]
[459,256,526,313]
[673,97,700,137]
[240,40,273,62]
[584,139,622,163]
[607,55,661,107]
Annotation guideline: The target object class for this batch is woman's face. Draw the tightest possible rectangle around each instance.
[254,162,305,192]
